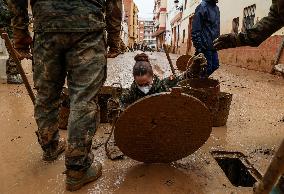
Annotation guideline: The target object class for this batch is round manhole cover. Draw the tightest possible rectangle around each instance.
[114,90,212,163]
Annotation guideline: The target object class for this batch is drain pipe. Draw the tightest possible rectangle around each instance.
[254,139,284,194]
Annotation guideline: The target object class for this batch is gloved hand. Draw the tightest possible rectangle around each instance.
[213,33,238,51]
[13,29,33,60]
[185,53,207,78]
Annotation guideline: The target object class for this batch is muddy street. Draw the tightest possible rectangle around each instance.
[0,52,284,194]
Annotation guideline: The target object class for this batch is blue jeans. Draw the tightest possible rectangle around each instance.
[203,50,220,76]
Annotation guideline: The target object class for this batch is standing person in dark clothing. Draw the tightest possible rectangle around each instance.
[191,0,220,76]
[119,53,207,108]
[8,0,122,191]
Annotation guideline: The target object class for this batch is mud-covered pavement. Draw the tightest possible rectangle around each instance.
[0,52,283,194]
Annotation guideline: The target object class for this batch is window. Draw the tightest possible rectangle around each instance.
[182,29,186,43]
[184,0,187,10]
[242,4,256,32]
[231,17,239,34]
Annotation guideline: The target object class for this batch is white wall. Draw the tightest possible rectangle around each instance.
[219,0,271,34]
[166,0,186,44]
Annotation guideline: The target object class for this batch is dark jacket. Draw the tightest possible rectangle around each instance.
[237,0,284,47]
[191,0,220,52]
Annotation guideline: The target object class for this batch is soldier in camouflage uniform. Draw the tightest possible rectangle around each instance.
[214,1,284,192]
[119,53,207,108]
[8,0,122,191]
[0,0,23,84]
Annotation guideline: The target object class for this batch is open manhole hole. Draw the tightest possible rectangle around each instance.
[211,151,262,187]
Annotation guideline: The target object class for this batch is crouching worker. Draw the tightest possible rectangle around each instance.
[107,52,207,118]
[119,53,207,108]
[105,52,207,160]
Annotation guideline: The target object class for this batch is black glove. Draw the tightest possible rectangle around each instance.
[185,53,207,78]
[213,33,238,51]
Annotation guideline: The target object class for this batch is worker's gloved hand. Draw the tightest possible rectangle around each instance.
[192,53,207,68]
[13,29,33,60]
[213,33,238,51]
[185,53,207,78]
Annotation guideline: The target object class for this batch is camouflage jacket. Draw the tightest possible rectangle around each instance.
[0,0,12,37]
[237,0,284,47]
[7,0,122,37]
[119,74,184,108]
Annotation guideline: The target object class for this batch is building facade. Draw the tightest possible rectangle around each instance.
[153,0,167,50]
[138,19,156,46]
[167,0,184,54]
[121,3,129,47]
[123,0,139,48]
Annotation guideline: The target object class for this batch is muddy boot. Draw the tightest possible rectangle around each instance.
[7,74,23,84]
[66,161,102,191]
[107,48,120,58]
[42,139,66,161]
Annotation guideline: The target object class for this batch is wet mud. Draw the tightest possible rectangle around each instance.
[0,52,284,193]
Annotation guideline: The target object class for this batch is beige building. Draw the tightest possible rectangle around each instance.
[123,0,139,48]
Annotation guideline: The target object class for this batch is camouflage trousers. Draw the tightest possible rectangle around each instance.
[6,56,19,76]
[33,31,107,171]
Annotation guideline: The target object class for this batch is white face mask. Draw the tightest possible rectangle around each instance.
[138,85,152,94]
